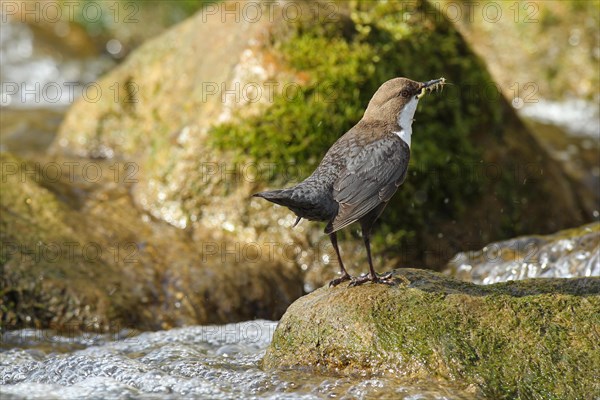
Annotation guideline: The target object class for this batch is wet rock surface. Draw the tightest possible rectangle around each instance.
[263,268,600,399]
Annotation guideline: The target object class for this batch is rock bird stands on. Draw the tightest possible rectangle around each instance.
[254,77,446,287]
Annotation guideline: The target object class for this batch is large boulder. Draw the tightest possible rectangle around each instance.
[1,152,302,330]
[445,1,600,220]
[262,268,600,399]
[51,0,589,291]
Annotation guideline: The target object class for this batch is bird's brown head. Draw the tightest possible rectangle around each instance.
[363,77,445,123]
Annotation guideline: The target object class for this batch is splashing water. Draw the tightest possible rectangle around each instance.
[446,223,599,284]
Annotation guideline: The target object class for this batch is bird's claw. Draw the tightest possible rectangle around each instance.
[348,272,395,287]
[329,273,352,287]
[379,271,393,280]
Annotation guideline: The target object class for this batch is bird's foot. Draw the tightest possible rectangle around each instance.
[348,272,395,287]
[329,273,352,287]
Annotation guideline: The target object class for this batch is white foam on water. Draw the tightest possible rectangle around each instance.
[1,320,468,399]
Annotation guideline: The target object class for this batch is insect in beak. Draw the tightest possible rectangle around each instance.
[418,77,446,99]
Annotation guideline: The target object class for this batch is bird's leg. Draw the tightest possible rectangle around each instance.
[328,232,352,287]
[349,228,394,287]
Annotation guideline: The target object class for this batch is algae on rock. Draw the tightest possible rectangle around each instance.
[263,268,600,399]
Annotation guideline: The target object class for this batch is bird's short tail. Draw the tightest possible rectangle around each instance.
[254,184,336,224]
[252,189,298,208]
[254,189,304,227]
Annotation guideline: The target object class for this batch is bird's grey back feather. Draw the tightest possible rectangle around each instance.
[326,130,410,233]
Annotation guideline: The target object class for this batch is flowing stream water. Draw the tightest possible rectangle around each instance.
[1,321,473,400]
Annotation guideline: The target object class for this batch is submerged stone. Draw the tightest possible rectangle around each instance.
[263,269,600,399]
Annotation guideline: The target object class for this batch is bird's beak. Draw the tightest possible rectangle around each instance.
[417,77,446,99]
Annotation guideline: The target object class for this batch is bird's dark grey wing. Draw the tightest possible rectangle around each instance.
[326,135,409,234]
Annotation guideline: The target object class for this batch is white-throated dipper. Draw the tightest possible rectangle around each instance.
[254,77,445,287]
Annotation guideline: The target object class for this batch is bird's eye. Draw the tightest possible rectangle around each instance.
[400,89,410,98]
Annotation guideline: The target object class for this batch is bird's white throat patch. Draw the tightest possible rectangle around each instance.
[394,96,419,148]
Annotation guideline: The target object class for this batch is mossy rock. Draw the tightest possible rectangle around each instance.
[0,152,123,328]
[263,269,600,399]
[53,0,588,288]
[1,152,303,330]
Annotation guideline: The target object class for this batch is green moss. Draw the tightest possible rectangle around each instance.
[209,0,503,253]
[263,269,600,399]
[1,154,81,327]
[374,291,598,398]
